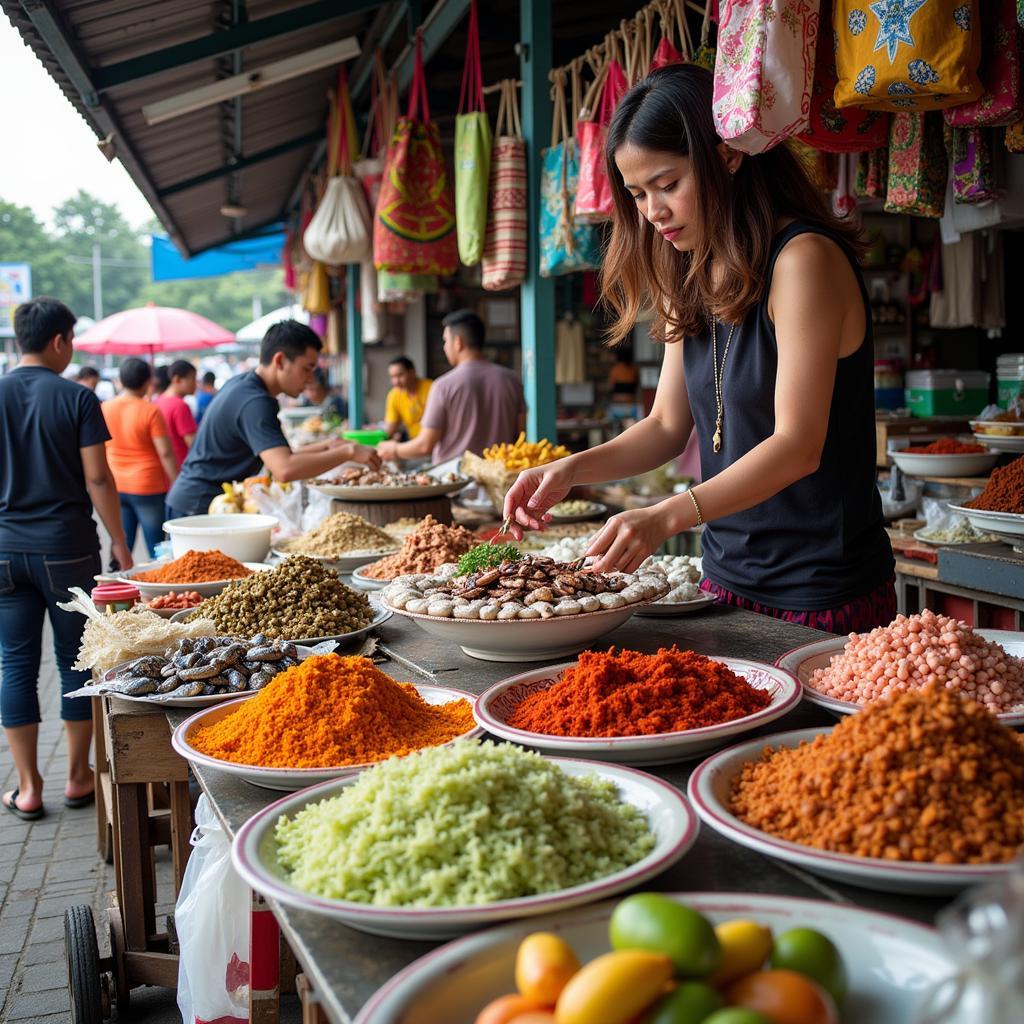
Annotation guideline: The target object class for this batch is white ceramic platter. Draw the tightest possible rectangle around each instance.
[231,758,697,939]
[311,477,469,502]
[382,599,642,662]
[547,501,608,523]
[91,645,317,708]
[170,602,392,645]
[776,629,1024,726]
[172,683,482,790]
[910,528,1000,547]
[974,433,1024,453]
[348,565,389,591]
[949,503,1024,540]
[108,561,271,599]
[474,657,800,764]
[689,727,1016,895]
[271,547,399,573]
[634,592,716,617]
[970,418,1024,437]
[355,892,963,1024]
[890,450,998,477]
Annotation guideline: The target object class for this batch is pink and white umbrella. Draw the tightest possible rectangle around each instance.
[74,305,234,356]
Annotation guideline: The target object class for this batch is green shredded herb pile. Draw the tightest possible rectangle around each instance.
[454,543,523,576]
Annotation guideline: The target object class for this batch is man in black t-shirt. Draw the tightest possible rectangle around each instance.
[167,321,379,517]
[0,298,131,821]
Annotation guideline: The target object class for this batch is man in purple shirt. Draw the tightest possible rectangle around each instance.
[377,310,525,465]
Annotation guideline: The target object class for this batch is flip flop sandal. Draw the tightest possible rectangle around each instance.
[64,791,96,809]
[3,789,45,821]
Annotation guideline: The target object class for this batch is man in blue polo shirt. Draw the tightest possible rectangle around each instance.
[167,321,379,517]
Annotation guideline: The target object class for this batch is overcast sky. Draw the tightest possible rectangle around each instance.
[1,15,155,228]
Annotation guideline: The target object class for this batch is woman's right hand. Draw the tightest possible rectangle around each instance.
[502,458,577,539]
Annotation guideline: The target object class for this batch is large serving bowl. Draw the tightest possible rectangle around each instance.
[890,450,998,477]
[349,564,389,591]
[163,513,278,562]
[355,893,963,1024]
[474,657,800,764]
[948,504,1024,549]
[113,560,271,600]
[231,758,698,939]
[689,727,1016,895]
[172,683,482,790]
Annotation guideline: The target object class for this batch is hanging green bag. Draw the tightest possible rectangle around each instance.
[454,0,491,266]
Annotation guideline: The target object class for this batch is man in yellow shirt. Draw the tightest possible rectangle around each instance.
[384,357,432,441]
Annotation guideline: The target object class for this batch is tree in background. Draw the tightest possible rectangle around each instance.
[0,200,77,300]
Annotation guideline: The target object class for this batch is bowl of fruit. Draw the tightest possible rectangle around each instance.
[143,590,204,619]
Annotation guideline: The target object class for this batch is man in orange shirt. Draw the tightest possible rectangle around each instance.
[102,359,179,558]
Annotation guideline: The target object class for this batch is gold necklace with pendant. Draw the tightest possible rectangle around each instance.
[710,318,737,454]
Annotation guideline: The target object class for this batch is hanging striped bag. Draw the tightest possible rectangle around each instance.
[481,80,528,291]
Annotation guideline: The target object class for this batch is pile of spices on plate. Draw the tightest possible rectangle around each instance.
[965,455,1024,514]
[730,684,1024,864]
[134,549,252,583]
[902,438,987,455]
[507,647,771,737]
[188,556,372,639]
[147,591,203,610]
[809,610,1024,713]
[189,655,473,767]
[272,739,655,905]
[360,516,478,579]
[278,512,397,559]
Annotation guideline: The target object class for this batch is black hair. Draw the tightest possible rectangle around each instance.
[169,359,196,380]
[441,309,485,351]
[201,371,216,386]
[75,365,100,381]
[260,320,323,365]
[388,356,415,372]
[120,357,152,391]
[13,297,76,354]
[153,364,171,393]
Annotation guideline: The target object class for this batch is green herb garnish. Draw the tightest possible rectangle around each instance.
[455,543,523,576]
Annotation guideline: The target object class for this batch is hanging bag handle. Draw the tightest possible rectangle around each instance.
[325,87,340,179]
[407,30,431,124]
[569,57,584,140]
[336,68,354,176]
[699,0,712,48]
[458,0,485,115]
[598,32,624,125]
[635,8,654,78]
[674,0,695,60]
[550,69,577,255]
[507,79,523,139]
[580,48,609,121]
[361,50,386,158]
[656,0,677,51]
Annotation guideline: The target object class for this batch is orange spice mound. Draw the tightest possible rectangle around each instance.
[729,684,1024,865]
[507,646,772,738]
[135,549,252,583]
[189,654,475,768]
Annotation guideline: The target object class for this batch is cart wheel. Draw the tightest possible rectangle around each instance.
[65,905,103,1024]
[108,908,131,1014]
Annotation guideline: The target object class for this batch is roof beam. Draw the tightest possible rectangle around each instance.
[392,0,470,93]
[92,0,388,93]
[157,130,323,197]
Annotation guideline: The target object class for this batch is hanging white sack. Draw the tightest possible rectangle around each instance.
[360,260,385,342]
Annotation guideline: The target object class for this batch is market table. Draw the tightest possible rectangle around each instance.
[168,606,953,1024]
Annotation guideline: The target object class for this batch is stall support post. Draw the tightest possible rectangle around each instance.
[519,0,556,442]
[346,263,364,428]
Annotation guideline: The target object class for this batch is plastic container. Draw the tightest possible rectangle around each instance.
[904,370,990,417]
[162,513,277,562]
[343,429,388,445]
[996,354,1024,408]
[91,583,140,614]
[874,360,904,411]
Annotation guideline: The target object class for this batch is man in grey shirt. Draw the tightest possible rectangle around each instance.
[377,310,525,465]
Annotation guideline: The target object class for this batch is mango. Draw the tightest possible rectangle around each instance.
[555,950,674,1024]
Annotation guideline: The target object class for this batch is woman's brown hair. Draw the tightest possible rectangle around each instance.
[601,64,863,344]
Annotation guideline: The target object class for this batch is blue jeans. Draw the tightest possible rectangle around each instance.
[0,551,101,726]
[120,492,167,559]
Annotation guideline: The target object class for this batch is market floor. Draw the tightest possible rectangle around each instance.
[0,633,303,1023]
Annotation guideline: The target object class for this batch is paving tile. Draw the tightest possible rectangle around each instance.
[11,862,45,889]
[0,897,35,918]
[17,960,71,993]
[45,860,99,884]
[0,825,32,846]
[35,891,96,919]
[29,913,68,944]
[0,913,30,954]
[0,952,18,993]
[18,941,65,966]
[5,987,70,1019]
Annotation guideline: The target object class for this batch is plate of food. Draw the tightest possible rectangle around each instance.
[349,565,388,591]
[546,499,608,523]
[271,512,400,571]
[911,526,1002,546]
[970,417,1024,437]
[231,742,698,938]
[380,551,669,661]
[270,548,399,573]
[890,448,998,477]
[689,715,1021,895]
[172,682,482,790]
[110,558,271,599]
[948,503,1024,541]
[311,467,469,502]
[776,617,1024,725]
[474,651,801,764]
[142,590,205,618]
[356,892,962,1024]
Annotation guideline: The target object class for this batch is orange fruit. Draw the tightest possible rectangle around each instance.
[725,969,838,1024]
[476,994,550,1024]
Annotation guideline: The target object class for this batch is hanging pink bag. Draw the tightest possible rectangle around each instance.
[712,0,822,155]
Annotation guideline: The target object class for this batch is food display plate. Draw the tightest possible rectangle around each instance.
[107,561,271,599]
[169,603,393,646]
[173,683,482,790]
[89,645,318,708]
[271,547,399,573]
[970,419,1024,437]
[474,658,800,764]
[355,893,962,1024]
[973,433,1024,453]
[910,528,1000,548]
[948,504,1024,540]
[231,758,698,938]
[311,477,469,502]
[547,501,608,523]
[348,565,389,591]
[381,599,643,662]
[634,592,716,617]
[890,450,998,477]
[776,630,1024,726]
[689,727,1016,895]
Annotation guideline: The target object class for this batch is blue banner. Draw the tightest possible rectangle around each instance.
[151,228,286,281]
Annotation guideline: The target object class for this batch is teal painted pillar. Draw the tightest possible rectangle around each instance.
[346,264,364,428]
[519,0,556,442]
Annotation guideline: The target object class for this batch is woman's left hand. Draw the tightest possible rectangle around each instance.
[586,505,675,573]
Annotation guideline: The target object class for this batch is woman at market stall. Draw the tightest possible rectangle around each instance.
[504,64,894,633]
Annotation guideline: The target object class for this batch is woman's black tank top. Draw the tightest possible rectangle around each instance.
[682,221,894,611]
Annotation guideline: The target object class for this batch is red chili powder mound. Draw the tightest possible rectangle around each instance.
[506,646,772,737]
[965,455,1024,514]
[903,438,987,455]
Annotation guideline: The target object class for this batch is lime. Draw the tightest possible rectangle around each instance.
[703,1010,774,1024]
[770,927,848,1006]
[609,893,721,978]
[641,981,724,1024]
